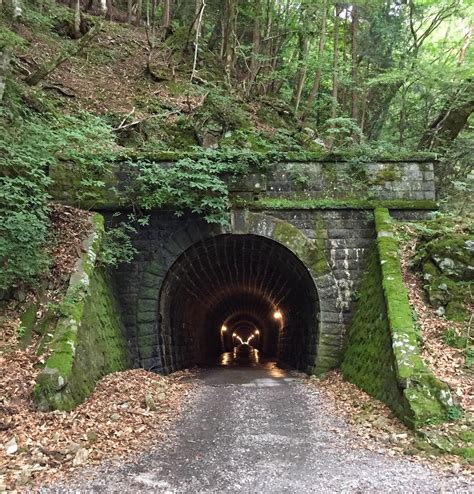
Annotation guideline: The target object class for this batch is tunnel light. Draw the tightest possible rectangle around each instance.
[254,329,260,335]
[232,332,236,337]
[221,325,227,332]
[273,310,283,320]
[246,335,254,344]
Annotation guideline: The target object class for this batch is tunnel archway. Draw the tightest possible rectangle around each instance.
[158,234,320,373]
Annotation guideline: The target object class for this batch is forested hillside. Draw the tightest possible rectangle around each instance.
[1,0,473,291]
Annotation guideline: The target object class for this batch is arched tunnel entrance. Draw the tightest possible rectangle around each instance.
[158,234,320,373]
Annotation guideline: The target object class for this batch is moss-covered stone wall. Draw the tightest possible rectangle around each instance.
[341,246,413,420]
[342,208,454,428]
[49,157,437,209]
[33,215,131,411]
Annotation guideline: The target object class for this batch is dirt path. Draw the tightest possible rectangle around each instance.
[47,364,473,493]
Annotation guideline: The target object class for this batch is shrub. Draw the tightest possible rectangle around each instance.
[0,98,116,291]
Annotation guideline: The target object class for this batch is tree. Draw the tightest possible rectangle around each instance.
[161,0,172,37]
[222,0,237,83]
[330,3,341,121]
[0,48,10,102]
[418,80,474,149]
[12,0,22,22]
[351,3,359,126]
[291,7,309,112]
[299,0,328,122]
[191,0,206,82]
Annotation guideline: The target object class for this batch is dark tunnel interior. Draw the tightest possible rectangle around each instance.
[158,234,320,373]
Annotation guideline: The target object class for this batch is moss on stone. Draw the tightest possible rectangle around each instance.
[375,208,453,427]
[341,245,415,422]
[119,150,437,164]
[452,447,474,461]
[272,218,330,277]
[18,302,38,348]
[33,214,131,411]
[413,222,473,323]
[342,208,454,429]
[371,165,402,185]
[235,198,438,211]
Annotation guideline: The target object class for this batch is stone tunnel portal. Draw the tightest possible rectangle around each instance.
[158,234,319,372]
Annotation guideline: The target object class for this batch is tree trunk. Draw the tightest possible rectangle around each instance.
[127,0,133,23]
[222,0,237,82]
[26,20,103,86]
[291,31,309,113]
[160,0,171,37]
[418,81,474,150]
[73,0,81,39]
[135,0,142,26]
[351,4,359,126]
[0,47,10,102]
[191,0,206,82]
[106,0,113,21]
[99,0,106,16]
[364,81,403,141]
[191,0,202,33]
[246,2,261,95]
[330,4,341,121]
[299,0,328,122]
[12,0,22,21]
[398,85,407,147]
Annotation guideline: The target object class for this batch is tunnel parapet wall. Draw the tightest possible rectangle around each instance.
[49,155,437,208]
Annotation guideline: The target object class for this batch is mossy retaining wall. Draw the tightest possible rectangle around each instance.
[342,208,454,428]
[33,214,131,411]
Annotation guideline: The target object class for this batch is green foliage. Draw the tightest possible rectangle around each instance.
[0,26,26,49]
[196,91,251,132]
[123,148,280,225]
[99,217,139,267]
[407,213,473,323]
[442,328,467,349]
[322,118,363,150]
[436,136,474,212]
[127,157,230,225]
[16,325,27,339]
[0,89,116,291]
[290,170,310,190]
[465,347,474,370]
[446,405,463,422]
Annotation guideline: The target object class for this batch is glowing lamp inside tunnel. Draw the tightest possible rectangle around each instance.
[273,310,283,320]
[254,329,260,335]
[221,325,227,332]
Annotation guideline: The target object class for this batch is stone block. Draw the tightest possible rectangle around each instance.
[137,310,157,324]
[320,311,343,323]
[141,271,162,289]
[137,322,156,337]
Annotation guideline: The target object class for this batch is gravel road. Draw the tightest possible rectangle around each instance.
[48,363,473,493]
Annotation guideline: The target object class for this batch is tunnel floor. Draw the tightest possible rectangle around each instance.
[196,350,299,386]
